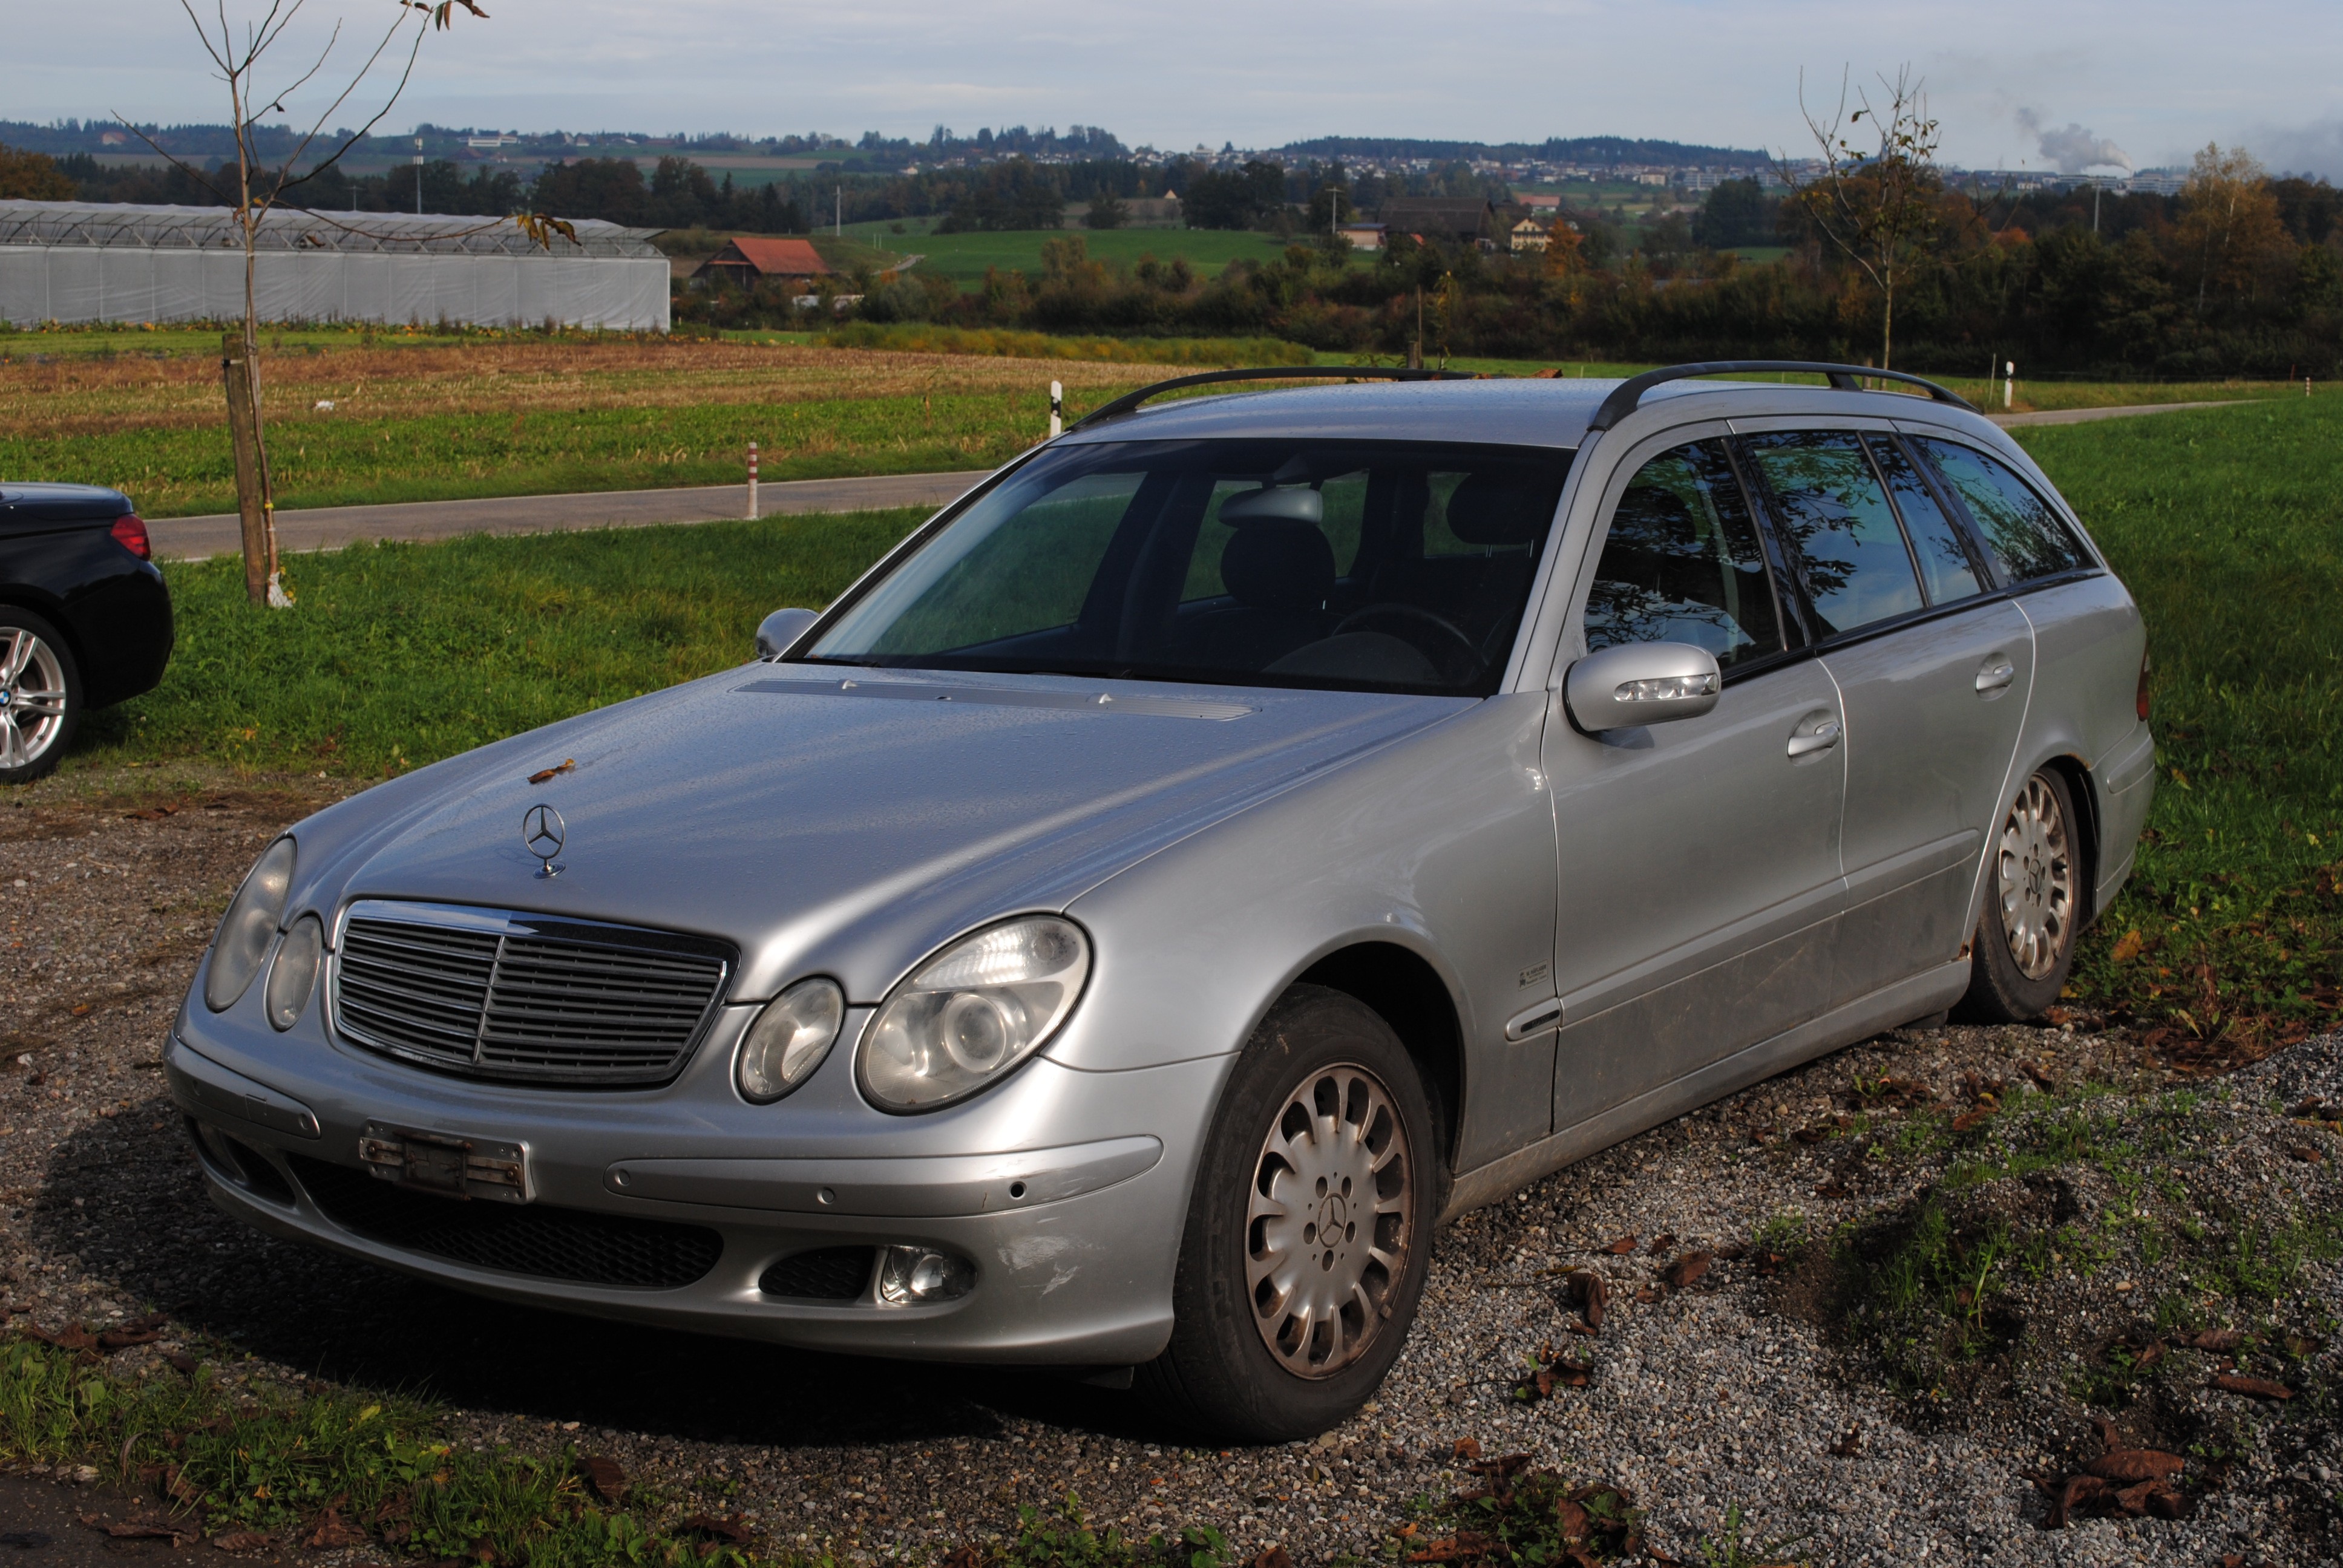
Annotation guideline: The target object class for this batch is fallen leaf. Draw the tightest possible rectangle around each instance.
[2019,1061,2058,1091]
[1827,1425,1862,1458]
[2087,1449,2183,1483]
[1814,1178,1850,1198]
[1950,1107,1994,1133]
[1662,1251,1712,1290]
[1564,1270,1607,1331]
[2189,1328,2245,1352]
[209,1532,274,1554]
[98,1326,164,1350]
[2039,1474,2106,1530]
[1633,1286,1662,1304]
[84,1519,188,1545]
[2109,929,2144,963]
[1647,1233,1677,1255]
[942,1548,985,1568]
[166,1353,198,1374]
[165,1466,202,1505]
[2145,1485,2190,1520]
[678,1515,752,1544]
[2212,1373,2292,1400]
[303,1510,365,1550]
[1603,1235,1636,1255]
[1451,1438,1482,1462]
[580,1454,628,1500]
[527,759,576,785]
[1251,1547,1293,1568]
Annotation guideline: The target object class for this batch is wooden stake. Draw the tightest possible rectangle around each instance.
[221,332,270,604]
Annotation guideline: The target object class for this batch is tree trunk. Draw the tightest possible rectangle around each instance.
[221,332,272,604]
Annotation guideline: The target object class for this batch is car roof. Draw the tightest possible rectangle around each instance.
[0,482,131,517]
[1058,373,2003,452]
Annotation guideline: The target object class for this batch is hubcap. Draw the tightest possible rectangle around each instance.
[1245,1062,1415,1379]
[0,628,68,771]
[1996,774,2073,981]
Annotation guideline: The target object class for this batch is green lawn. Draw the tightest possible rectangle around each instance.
[2030,396,2343,1051]
[73,507,932,777]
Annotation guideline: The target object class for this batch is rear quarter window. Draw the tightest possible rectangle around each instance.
[1916,440,2089,584]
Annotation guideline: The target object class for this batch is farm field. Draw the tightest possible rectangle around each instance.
[842,221,1321,283]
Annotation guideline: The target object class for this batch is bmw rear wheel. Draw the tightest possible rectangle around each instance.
[1955,768,2080,1023]
[1138,985,1438,1440]
[0,610,79,785]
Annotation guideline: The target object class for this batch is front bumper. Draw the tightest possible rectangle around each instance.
[165,1008,1227,1366]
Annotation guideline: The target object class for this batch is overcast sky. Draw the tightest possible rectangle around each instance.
[10,0,2340,177]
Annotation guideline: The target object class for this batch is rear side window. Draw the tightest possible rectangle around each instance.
[1741,432,1923,637]
[1584,440,1783,670]
[1866,436,1984,604]
[1916,440,2089,583]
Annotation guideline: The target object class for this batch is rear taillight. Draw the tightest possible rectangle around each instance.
[110,514,151,561]
[2135,650,2151,722]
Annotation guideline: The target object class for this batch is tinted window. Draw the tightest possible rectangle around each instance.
[808,439,1573,696]
[1866,436,1984,604]
[1584,440,1782,670]
[1743,432,1923,636]
[1917,440,2089,583]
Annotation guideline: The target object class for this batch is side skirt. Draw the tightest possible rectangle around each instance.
[1439,958,1970,1222]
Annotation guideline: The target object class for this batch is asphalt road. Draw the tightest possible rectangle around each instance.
[145,469,985,563]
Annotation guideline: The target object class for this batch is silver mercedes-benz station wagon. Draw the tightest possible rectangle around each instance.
[168,361,2154,1439]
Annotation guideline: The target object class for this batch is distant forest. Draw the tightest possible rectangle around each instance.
[4,135,2338,377]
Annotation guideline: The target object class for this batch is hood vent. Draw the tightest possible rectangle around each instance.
[330,901,732,1087]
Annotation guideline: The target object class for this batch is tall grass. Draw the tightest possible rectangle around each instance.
[2023,394,2343,1046]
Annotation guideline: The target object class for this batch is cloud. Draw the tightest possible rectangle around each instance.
[2241,117,2343,179]
[2015,107,2132,172]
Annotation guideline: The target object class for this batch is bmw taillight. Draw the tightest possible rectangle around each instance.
[2135,650,2151,722]
[110,514,151,560]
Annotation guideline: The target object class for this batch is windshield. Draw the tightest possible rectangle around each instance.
[805,439,1575,696]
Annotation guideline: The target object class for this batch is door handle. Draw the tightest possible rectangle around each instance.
[1786,717,1843,758]
[1975,656,2017,693]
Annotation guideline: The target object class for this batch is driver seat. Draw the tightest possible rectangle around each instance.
[1180,523,1337,670]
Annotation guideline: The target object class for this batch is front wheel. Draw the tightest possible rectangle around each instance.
[0,610,80,785]
[1955,768,2080,1023]
[1138,986,1439,1442]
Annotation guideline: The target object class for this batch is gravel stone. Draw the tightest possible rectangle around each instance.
[4,768,2336,1566]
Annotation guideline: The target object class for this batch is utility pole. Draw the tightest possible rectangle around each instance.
[836,186,842,237]
[2092,179,2101,233]
[413,136,424,216]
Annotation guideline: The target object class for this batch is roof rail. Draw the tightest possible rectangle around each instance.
[1067,365,1475,432]
[1584,361,1974,433]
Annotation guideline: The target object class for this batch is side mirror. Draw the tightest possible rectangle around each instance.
[1563,642,1722,733]
[755,607,819,660]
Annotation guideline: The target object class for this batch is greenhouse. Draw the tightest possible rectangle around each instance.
[0,201,670,331]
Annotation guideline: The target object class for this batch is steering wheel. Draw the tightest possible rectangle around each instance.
[1332,603,1484,679]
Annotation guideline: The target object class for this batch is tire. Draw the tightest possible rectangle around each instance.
[1954,768,2080,1024]
[1138,985,1440,1442]
[0,609,80,785]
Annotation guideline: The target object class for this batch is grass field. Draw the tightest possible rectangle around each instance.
[47,394,2342,1050]
[841,222,1317,284]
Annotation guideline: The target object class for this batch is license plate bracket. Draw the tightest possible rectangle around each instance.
[358,1122,532,1203]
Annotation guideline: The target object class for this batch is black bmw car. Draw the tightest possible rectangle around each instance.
[0,483,174,783]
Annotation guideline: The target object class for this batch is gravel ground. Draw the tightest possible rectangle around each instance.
[4,768,2337,1567]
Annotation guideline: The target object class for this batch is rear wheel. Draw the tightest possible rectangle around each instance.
[0,610,79,785]
[1138,986,1438,1442]
[1955,768,2079,1023]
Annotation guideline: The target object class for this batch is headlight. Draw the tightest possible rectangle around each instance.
[205,837,295,1012]
[857,915,1090,1112]
[264,915,324,1031]
[735,977,846,1103]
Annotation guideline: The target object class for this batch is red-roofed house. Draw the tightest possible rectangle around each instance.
[694,237,833,286]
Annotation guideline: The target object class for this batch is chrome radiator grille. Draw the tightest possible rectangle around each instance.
[331,903,732,1086]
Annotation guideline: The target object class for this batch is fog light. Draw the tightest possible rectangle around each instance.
[264,914,324,1031]
[875,1244,975,1305]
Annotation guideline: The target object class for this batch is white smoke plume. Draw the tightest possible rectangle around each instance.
[2014,108,2134,173]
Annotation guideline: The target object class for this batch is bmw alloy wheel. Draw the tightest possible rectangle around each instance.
[1245,1061,1417,1377]
[0,626,70,773]
[1996,774,2074,981]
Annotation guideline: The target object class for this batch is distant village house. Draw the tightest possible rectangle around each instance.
[693,236,833,287]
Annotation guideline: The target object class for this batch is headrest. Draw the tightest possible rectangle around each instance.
[1443,471,1554,546]
[1221,523,1335,612]
[1219,485,1325,526]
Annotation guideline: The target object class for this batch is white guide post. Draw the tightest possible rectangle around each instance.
[747,440,759,520]
[1049,381,1064,439]
[2004,361,2015,411]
